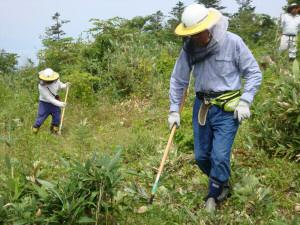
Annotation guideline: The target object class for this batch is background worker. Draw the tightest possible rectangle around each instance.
[32,68,71,134]
[168,4,262,213]
[279,3,300,61]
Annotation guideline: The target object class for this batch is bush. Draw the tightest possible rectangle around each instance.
[0,149,138,224]
[251,60,300,159]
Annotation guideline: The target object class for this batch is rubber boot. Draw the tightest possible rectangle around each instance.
[205,197,217,214]
[205,177,223,214]
[290,58,295,62]
[50,124,59,134]
[217,180,232,203]
[32,126,39,135]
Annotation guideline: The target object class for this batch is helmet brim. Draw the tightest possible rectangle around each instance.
[39,72,59,81]
[174,9,222,36]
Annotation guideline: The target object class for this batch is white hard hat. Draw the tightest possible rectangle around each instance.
[44,68,54,78]
[39,68,59,81]
[174,4,222,36]
[182,4,209,29]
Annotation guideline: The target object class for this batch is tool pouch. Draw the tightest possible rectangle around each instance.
[198,98,213,126]
[211,91,241,112]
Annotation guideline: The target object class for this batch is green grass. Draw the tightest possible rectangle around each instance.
[0,55,299,224]
[0,84,299,224]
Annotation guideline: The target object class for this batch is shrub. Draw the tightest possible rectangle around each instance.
[0,149,137,224]
[251,60,300,159]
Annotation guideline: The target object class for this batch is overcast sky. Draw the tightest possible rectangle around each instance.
[0,0,287,66]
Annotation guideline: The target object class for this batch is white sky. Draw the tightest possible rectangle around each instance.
[0,0,287,66]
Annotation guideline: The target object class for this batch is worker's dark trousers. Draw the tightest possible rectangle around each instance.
[33,101,61,128]
[193,97,239,183]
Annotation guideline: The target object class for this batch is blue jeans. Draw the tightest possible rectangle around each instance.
[33,101,61,127]
[193,97,239,182]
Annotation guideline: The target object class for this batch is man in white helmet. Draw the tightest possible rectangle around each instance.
[168,4,262,213]
[279,3,300,61]
[32,68,71,134]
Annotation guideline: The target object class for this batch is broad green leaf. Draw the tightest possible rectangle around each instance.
[37,179,55,189]
[72,159,87,174]
[13,220,29,225]
[74,166,87,174]
[106,171,114,184]
[108,151,121,171]
[112,175,122,187]
[13,182,23,201]
[260,186,271,200]
[36,180,63,203]
[5,154,11,171]
[234,174,259,194]
[292,59,299,79]
[33,184,49,200]
[7,177,15,191]
[113,146,124,152]
[123,169,142,177]
[76,217,96,223]
[59,157,70,168]
[103,155,110,170]
[292,89,297,103]
[102,201,109,216]
[85,159,91,172]
[91,148,97,162]
[292,213,298,225]
[124,186,136,194]
[296,115,300,125]
[185,208,198,223]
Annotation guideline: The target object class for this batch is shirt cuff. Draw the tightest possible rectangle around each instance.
[170,104,180,113]
[240,92,254,105]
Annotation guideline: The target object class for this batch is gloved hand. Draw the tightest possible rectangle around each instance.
[66,82,71,87]
[234,99,250,124]
[60,102,67,108]
[168,112,180,131]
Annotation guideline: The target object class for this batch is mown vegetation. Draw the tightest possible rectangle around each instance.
[0,0,299,224]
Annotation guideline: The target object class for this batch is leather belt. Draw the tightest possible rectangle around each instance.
[196,91,227,99]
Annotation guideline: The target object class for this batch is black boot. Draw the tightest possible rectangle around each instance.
[289,58,295,62]
[205,177,223,214]
[217,180,232,202]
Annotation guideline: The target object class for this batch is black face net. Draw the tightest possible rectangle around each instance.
[182,13,229,65]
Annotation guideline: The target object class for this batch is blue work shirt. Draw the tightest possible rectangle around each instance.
[169,31,262,112]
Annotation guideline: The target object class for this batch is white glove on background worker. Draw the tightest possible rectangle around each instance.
[168,112,180,131]
[60,102,67,108]
[234,99,250,124]
[66,82,71,87]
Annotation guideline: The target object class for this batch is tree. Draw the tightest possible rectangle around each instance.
[0,49,19,74]
[144,11,165,33]
[236,0,255,12]
[229,0,275,45]
[125,15,152,30]
[168,1,186,28]
[38,12,73,71]
[194,0,226,11]
[44,12,70,42]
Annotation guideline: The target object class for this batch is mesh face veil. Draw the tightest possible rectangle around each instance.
[183,9,229,65]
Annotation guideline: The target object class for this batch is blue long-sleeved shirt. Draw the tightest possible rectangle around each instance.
[169,31,262,112]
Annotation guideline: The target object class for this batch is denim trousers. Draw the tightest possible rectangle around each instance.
[192,97,239,182]
[33,101,61,127]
